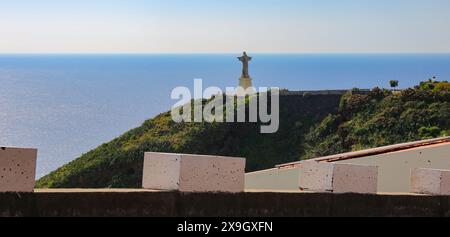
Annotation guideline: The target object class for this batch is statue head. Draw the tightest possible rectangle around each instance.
[243,51,247,56]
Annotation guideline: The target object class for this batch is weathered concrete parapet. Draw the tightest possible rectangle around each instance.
[142,152,246,193]
[410,168,450,195]
[0,147,38,192]
[298,161,378,194]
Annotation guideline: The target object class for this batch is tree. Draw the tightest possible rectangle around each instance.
[390,80,399,90]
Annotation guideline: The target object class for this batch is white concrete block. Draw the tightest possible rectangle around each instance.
[0,147,38,192]
[299,161,378,194]
[333,164,378,194]
[442,171,450,195]
[142,153,182,191]
[142,152,246,193]
[410,168,450,195]
[298,160,334,192]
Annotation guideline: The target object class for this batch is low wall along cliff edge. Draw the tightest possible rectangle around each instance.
[1,190,450,217]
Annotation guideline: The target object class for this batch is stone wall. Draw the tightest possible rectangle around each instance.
[280,89,370,96]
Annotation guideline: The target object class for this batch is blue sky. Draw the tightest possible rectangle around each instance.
[1,0,450,53]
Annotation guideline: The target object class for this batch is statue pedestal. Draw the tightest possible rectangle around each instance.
[239,77,253,90]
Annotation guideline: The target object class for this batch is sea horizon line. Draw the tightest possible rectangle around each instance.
[1,52,450,56]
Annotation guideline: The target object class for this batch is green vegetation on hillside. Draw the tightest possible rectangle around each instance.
[37,93,341,188]
[37,80,450,188]
[302,80,450,159]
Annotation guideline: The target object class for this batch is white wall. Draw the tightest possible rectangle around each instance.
[245,143,450,193]
[245,167,300,191]
[333,143,450,193]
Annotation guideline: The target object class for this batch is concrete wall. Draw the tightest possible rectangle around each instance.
[334,143,450,193]
[281,89,370,96]
[245,143,450,193]
[1,190,450,217]
[245,167,300,191]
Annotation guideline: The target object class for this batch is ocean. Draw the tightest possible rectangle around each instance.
[1,54,450,177]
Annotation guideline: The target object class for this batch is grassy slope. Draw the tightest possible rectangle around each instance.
[302,81,450,159]
[37,94,341,188]
[37,80,450,188]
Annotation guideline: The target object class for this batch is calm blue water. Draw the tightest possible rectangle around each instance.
[1,54,450,178]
